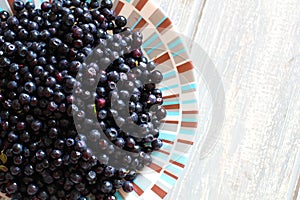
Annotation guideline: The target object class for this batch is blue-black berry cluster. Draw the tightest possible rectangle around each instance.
[0,0,166,199]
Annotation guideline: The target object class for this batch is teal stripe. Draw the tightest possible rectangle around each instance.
[182,118,198,123]
[165,164,183,176]
[161,143,172,151]
[133,180,145,191]
[162,100,180,106]
[167,111,180,116]
[172,48,186,57]
[160,173,176,185]
[115,192,124,200]
[163,71,176,79]
[0,7,2,11]
[131,16,142,29]
[146,41,163,55]
[171,153,188,165]
[134,174,152,191]
[160,132,176,141]
[160,84,179,91]
[181,83,197,91]
[168,38,182,49]
[180,129,195,135]
[152,151,169,160]
[126,0,131,2]
[142,33,159,48]
[182,99,197,104]
[155,16,167,27]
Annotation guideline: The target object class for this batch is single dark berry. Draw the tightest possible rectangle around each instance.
[151,139,163,150]
[41,2,52,12]
[115,16,127,27]
[36,149,46,160]
[0,11,10,21]
[27,184,39,196]
[104,166,115,177]
[13,0,25,11]
[12,143,23,155]
[101,181,113,193]
[6,182,18,194]
[122,181,134,193]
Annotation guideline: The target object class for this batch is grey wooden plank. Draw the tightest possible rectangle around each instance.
[165,0,300,199]
[153,0,205,40]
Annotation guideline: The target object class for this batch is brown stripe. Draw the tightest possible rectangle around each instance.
[148,163,162,173]
[181,122,198,128]
[161,120,178,125]
[157,18,172,33]
[114,1,125,15]
[293,174,300,200]
[135,0,148,11]
[154,52,170,65]
[163,94,179,99]
[151,184,167,199]
[162,104,180,109]
[134,18,147,29]
[161,139,174,145]
[169,160,185,168]
[182,110,199,114]
[133,182,144,196]
[157,149,170,155]
[164,170,178,180]
[177,139,194,145]
[8,0,14,13]
[177,62,193,73]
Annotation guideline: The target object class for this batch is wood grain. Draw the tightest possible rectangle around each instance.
[0,0,299,199]
[153,0,205,39]
[153,0,300,199]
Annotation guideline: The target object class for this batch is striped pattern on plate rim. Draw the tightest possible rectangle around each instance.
[0,0,199,199]
[113,0,199,199]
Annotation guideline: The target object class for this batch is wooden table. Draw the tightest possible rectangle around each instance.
[153,0,300,199]
[0,0,299,199]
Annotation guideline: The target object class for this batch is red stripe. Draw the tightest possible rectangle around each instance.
[177,62,193,73]
[135,0,148,11]
[157,149,170,155]
[161,139,174,145]
[157,18,172,33]
[114,1,125,15]
[177,139,194,145]
[164,170,178,180]
[182,110,199,114]
[133,182,144,196]
[151,184,167,199]
[134,18,147,29]
[154,52,170,65]
[163,104,180,110]
[169,160,185,168]
[148,163,162,173]
[8,0,14,13]
[161,120,178,125]
[163,94,179,99]
[181,122,198,128]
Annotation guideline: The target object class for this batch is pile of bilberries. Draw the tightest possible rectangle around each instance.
[0,0,166,199]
